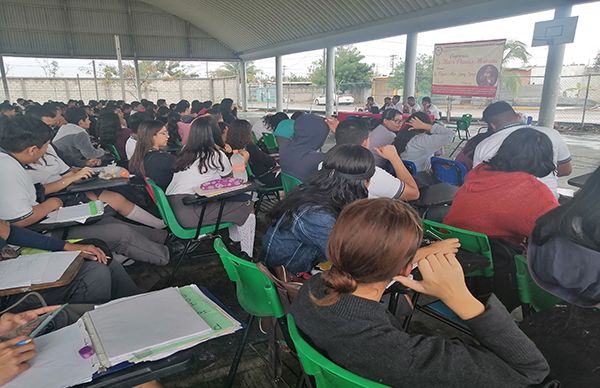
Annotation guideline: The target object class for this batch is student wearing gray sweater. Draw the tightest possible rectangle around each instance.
[53,107,105,167]
[291,198,549,387]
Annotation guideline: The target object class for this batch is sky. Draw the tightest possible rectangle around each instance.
[3,2,600,79]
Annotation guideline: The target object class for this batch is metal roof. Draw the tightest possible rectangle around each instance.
[0,0,591,61]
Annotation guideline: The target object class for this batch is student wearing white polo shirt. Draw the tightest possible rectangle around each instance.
[0,116,170,266]
[334,119,419,201]
[472,102,572,197]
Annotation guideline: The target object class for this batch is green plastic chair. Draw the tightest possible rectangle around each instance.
[449,113,473,157]
[213,238,286,387]
[246,164,282,214]
[105,144,121,161]
[144,178,233,283]
[261,132,279,152]
[406,220,494,335]
[281,172,303,195]
[422,219,493,278]
[287,315,389,388]
[251,131,259,144]
[514,255,562,316]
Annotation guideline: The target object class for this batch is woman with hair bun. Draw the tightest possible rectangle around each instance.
[291,198,549,387]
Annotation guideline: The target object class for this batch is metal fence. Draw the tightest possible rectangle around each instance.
[0,75,240,104]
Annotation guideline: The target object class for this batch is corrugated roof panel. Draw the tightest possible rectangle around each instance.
[69,9,129,34]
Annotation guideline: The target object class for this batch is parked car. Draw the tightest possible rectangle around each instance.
[313,94,355,105]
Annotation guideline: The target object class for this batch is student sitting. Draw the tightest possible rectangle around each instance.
[334,119,419,200]
[529,165,600,307]
[252,112,288,143]
[97,109,131,160]
[228,119,281,187]
[0,220,140,310]
[393,111,454,172]
[124,111,152,160]
[368,108,403,167]
[444,128,559,247]
[53,107,106,167]
[129,120,176,191]
[473,101,572,197]
[165,116,256,256]
[0,117,170,265]
[263,144,374,274]
[279,114,330,181]
[291,198,549,387]
[27,144,165,230]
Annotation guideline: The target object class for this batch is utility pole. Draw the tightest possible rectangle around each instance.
[92,60,99,100]
[390,54,397,71]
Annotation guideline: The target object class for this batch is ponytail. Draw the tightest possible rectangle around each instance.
[310,266,358,306]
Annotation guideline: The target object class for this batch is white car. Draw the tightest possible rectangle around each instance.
[313,94,355,105]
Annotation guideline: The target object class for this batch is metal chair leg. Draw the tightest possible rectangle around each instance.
[225,315,256,388]
[168,240,192,285]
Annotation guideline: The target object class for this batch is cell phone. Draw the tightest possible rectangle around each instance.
[1,304,68,342]
[424,229,443,241]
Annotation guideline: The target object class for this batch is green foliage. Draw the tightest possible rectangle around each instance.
[308,46,374,91]
[102,61,198,81]
[210,61,262,82]
[286,73,310,82]
[503,40,531,67]
[501,74,522,102]
[389,54,433,97]
[593,51,600,71]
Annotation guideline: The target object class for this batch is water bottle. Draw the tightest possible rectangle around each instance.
[231,151,248,182]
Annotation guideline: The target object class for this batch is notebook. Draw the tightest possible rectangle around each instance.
[0,251,80,290]
[5,285,242,388]
[41,201,104,224]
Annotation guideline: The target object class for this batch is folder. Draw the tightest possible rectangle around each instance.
[40,201,104,224]
[4,285,242,388]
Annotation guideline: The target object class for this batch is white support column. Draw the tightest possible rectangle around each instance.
[133,58,141,100]
[92,60,99,100]
[239,60,247,111]
[114,35,126,101]
[403,33,418,101]
[325,46,336,116]
[275,56,283,112]
[538,5,572,128]
[0,56,10,101]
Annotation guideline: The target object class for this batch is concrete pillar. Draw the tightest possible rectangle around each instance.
[403,33,418,101]
[0,56,10,101]
[275,56,283,112]
[325,47,336,116]
[239,60,247,111]
[114,35,126,101]
[538,5,572,128]
[133,58,141,100]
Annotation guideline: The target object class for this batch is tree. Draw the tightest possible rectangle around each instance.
[101,60,198,98]
[210,61,262,83]
[38,60,60,78]
[503,40,531,67]
[388,54,433,97]
[593,51,600,71]
[308,46,374,91]
[286,73,310,82]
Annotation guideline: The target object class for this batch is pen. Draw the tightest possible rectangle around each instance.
[15,338,32,347]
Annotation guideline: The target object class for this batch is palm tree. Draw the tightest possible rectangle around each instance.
[503,40,531,67]
[211,62,262,82]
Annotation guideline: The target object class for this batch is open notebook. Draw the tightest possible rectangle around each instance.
[4,285,242,388]
[40,201,104,224]
[0,251,80,290]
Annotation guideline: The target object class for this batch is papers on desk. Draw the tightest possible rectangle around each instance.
[83,285,241,368]
[4,321,97,388]
[7,285,241,388]
[40,201,104,224]
[0,251,80,290]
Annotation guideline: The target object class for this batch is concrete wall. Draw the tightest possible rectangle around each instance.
[0,76,239,104]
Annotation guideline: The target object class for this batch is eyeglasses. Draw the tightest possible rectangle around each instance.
[157,131,169,136]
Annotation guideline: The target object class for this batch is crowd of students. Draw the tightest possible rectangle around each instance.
[0,94,597,387]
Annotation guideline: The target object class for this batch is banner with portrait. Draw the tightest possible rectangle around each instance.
[432,39,506,97]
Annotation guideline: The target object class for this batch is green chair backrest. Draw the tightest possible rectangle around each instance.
[422,219,493,277]
[106,144,121,161]
[251,131,259,144]
[286,315,389,388]
[213,238,285,318]
[514,255,562,312]
[144,178,232,240]
[281,172,302,194]
[262,132,279,152]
